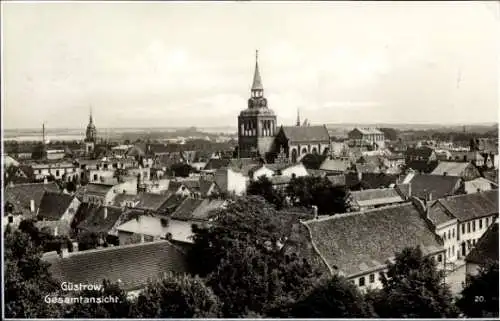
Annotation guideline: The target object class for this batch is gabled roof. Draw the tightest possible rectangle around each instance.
[76,204,124,233]
[44,240,189,291]
[320,159,350,172]
[437,190,498,222]
[431,162,474,177]
[190,199,226,222]
[349,188,405,207]
[114,192,173,211]
[157,194,187,214]
[426,201,456,226]
[303,203,443,277]
[4,182,60,215]
[407,174,463,200]
[466,223,499,265]
[281,125,330,143]
[345,172,400,190]
[355,163,382,174]
[465,177,497,192]
[170,198,205,221]
[37,192,76,220]
[204,158,231,170]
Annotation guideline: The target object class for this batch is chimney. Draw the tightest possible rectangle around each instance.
[407,183,412,198]
[60,243,69,258]
[140,233,145,243]
[357,170,362,182]
[43,177,48,184]
[30,200,35,213]
[72,242,78,253]
[103,207,108,220]
[312,205,318,219]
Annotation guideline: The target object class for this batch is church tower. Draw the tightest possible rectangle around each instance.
[237,50,277,159]
[84,109,97,154]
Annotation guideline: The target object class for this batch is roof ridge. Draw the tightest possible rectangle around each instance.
[304,202,414,224]
[63,240,178,258]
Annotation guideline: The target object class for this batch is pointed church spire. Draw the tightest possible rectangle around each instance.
[251,50,264,91]
[296,109,301,126]
[89,106,93,124]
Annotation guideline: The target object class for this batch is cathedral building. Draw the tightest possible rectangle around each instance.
[237,51,331,163]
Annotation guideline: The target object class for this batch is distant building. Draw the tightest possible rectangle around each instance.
[348,128,385,150]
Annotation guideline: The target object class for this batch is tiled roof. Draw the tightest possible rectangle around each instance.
[350,188,405,207]
[327,175,346,187]
[431,162,473,177]
[406,160,440,174]
[465,177,497,193]
[345,173,400,190]
[307,169,326,177]
[203,158,231,170]
[44,240,189,291]
[4,182,60,215]
[407,174,463,199]
[190,199,226,222]
[199,180,215,197]
[426,201,456,226]
[356,163,382,174]
[37,192,76,220]
[136,193,173,211]
[303,203,443,276]
[466,223,498,265]
[437,190,498,222]
[281,125,330,143]
[170,198,205,221]
[157,194,187,214]
[320,159,350,172]
[35,220,71,236]
[76,204,124,233]
[79,183,115,196]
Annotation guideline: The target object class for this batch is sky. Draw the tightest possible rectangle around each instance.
[2,1,499,129]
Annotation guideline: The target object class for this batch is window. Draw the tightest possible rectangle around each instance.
[93,174,98,181]
[359,277,365,287]
[479,219,483,229]
[452,228,455,238]
[452,245,455,256]
[447,230,451,239]
[472,221,476,232]
[56,170,60,177]
[369,274,375,283]
[443,233,446,240]
[467,222,471,233]
[462,224,465,234]
[8,216,14,224]
[437,254,442,262]
[486,217,489,226]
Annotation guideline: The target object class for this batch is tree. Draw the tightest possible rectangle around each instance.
[379,128,399,141]
[370,247,459,318]
[77,231,100,251]
[189,196,320,317]
[170,163,193,177]
[247,176,285,209]
[301,153,326,170]
[456,262,499,318]
[287,275,375,318]
[4,228,61,318]
[286,176,347,214]
[132,273,220,318]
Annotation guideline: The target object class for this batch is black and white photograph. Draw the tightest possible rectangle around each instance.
[2,1,499,319]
